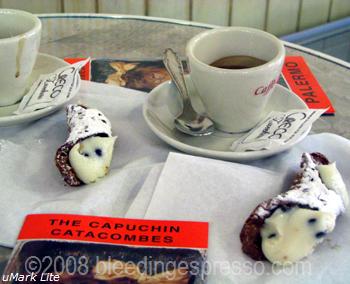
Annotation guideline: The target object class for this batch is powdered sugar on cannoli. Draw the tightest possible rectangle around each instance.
[256,153,346,219]
[66,105,112,144]
[240,152,348,264]
[56,104,117,186]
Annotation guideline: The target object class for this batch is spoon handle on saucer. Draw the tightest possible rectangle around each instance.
[163,48,192,105]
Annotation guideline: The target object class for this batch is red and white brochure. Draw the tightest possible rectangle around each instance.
[281,56,335,115]
[4,214,209,283]
[18,214,209,249]
[64,56,335,115]
[65,57,91,81]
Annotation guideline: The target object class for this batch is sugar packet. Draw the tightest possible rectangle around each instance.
[15,58,90,114]
[230,109,327,152]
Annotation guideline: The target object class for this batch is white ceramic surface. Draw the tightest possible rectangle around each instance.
[0,9,41,106]
[186,27,285,133]
[0,53,77,127]
[143,77,310,161]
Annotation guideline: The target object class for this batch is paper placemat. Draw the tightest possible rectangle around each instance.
[1,80,350,284]
[0,81,171,247]
[143,135,350,283]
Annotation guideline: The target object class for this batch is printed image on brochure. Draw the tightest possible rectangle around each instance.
[3,214,209,284]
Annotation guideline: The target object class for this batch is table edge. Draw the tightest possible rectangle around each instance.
[37,13,350,70]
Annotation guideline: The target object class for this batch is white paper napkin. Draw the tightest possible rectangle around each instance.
[0,81,171,247]
[125,163,164,218]
[143,134,350,284]
[1,79,350,283]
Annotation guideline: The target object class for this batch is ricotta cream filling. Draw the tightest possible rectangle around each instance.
[261,207,336,265]
[259,155,348,265]
[69,136,117,184]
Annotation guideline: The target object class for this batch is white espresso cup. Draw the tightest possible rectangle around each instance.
[186,27,285,133]
[0,9,41,106]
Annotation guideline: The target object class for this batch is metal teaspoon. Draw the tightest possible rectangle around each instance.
[163,48,215,136]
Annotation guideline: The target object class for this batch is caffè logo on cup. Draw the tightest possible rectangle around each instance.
[254,78,278,96]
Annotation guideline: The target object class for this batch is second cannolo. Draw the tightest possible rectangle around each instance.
[240,152,348,265]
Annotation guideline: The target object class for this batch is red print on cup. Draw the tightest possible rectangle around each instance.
[254,78,277,96]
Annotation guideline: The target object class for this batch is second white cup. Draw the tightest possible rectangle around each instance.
[186,27,285,133]
[0,9,41,107]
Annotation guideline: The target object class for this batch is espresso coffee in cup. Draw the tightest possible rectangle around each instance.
[186,27,285,133]
[210,55,267,70]
[0,9,41,107]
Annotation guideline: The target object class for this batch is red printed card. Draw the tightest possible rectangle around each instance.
[65,56,334,114]
[65,57,91,81]
[65,56,335,114]
[281,56,334,114]
[4,214,208,283]
[18,214,208,249]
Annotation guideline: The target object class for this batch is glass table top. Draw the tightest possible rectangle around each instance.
[1,14,350,274]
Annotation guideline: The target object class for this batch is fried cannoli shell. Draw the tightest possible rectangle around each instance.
[240,152,330,261]
[55,104,112,187]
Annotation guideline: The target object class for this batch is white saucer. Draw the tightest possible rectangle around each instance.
[0,53,78,127]
[143,77,310,162]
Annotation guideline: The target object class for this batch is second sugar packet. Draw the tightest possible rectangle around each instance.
[231,109,326,152]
